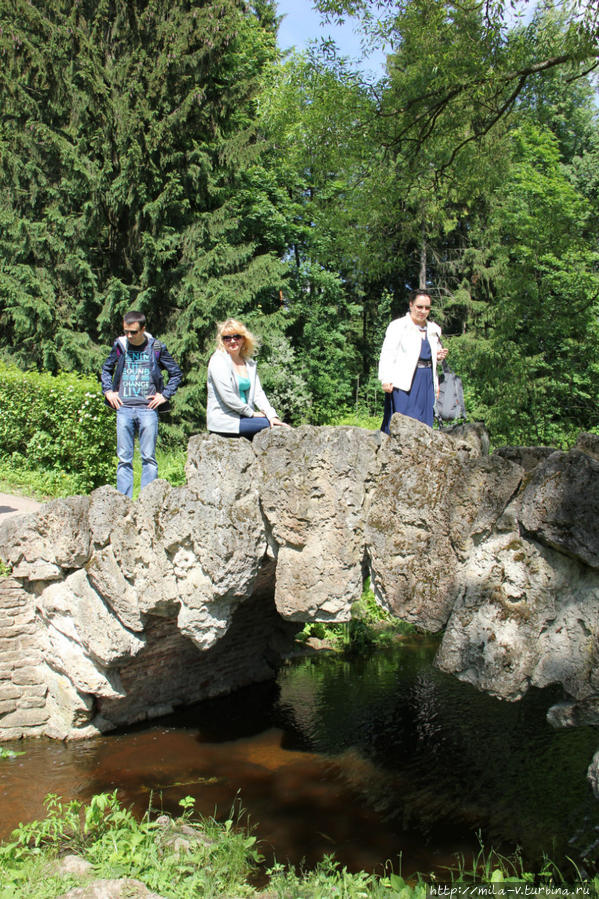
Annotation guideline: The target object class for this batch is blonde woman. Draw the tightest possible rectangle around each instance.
[206,318,287,438]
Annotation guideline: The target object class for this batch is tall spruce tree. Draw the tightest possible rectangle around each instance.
[0,0,285,431]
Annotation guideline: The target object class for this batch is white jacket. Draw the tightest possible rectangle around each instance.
[378,312,442,393]
[206,350,278,434]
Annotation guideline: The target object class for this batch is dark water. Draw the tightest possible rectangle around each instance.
[1,637,598,878]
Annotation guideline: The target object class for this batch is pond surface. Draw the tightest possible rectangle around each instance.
[1,637,598,878]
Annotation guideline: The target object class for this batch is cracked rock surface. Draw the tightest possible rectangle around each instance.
[1,418,599,799]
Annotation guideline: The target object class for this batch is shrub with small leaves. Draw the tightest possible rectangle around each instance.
[0,363,115,492]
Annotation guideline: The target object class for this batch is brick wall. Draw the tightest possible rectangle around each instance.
[0,569,300,741]
[0,577,49,739]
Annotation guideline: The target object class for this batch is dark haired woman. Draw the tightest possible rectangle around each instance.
[379,290,448,432]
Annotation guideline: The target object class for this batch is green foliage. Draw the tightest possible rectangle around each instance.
[300,2,599,447]
[0,363,114,492]
[297,620,338,645]
[0,0,285,437]
[284,265,364,423]
[354,577,392,625]
[1,791,597,898]
[6,792,131,856]
[298,578,411,653]
[267,853,428,897]
[343,578,417,654]
[259,54,384,416]
[449,122,599,446]
[253,329,313,425]
[0,792,261,899]
[2,0,599,447]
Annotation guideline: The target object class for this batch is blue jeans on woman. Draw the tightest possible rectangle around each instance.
[239,416,270,438]
[116,406,159,498]
[209,416,271,441]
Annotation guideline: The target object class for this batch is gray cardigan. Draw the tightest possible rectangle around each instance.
[206,350,278,434]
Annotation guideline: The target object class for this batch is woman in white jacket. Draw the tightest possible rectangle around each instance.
[378,290,448,432]
[206,318,287,438]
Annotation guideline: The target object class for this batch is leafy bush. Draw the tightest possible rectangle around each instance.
[0,793,261,899]
[267,853,426,898]
[1,792,597,898]
[0,363,115,493]
[297,579,411,654]
[256,331,313,425]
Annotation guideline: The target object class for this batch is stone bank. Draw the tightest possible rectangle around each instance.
[2,417,599,790]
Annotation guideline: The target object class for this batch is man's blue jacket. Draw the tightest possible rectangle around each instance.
[101,335,182,412]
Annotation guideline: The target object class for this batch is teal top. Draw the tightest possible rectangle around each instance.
[237,374,251,404]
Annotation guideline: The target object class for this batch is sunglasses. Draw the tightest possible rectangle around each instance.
[223,334,243,342]
[124,328,142,335]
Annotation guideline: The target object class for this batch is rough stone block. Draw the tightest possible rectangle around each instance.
[0,683,22,700]
[12,560,63,581]
[0,707,49,727]
[19,696,47,709]
[520,448,599,569]
[12,667,45,687]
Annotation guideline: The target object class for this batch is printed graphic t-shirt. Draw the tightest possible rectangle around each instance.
[119,339,154,406]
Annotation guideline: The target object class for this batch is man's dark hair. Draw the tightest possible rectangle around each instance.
[123,310,146,328]
[409,288,432,303]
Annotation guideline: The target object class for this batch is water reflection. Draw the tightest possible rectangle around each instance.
[0,639,598,877]
[275,641,599,872]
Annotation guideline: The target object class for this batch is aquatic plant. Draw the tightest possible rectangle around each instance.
[0,747,23,760]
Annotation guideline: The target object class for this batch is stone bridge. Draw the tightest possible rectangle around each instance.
[2,417,599,786]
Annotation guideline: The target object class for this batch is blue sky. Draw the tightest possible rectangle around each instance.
[275,0,388,76]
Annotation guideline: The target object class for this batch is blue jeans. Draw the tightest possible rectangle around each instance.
[239,416,270,439]
[116,406,159,498]
[209,417,271,441]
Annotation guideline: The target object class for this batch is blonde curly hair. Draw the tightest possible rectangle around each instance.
[215,318,258,360]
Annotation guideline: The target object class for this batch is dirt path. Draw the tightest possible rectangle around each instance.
[0,492,43,521]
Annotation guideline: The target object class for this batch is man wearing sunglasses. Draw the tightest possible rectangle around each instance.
[101,311,182,497]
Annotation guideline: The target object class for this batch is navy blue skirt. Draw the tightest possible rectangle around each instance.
[380,371,434,433]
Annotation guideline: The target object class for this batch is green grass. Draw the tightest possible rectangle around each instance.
[131,446,187,498]
[326,409,382,430]
[2,793,597,899]
[0,445,187,501]
[266,854,426,897]
[0,467,81,501]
